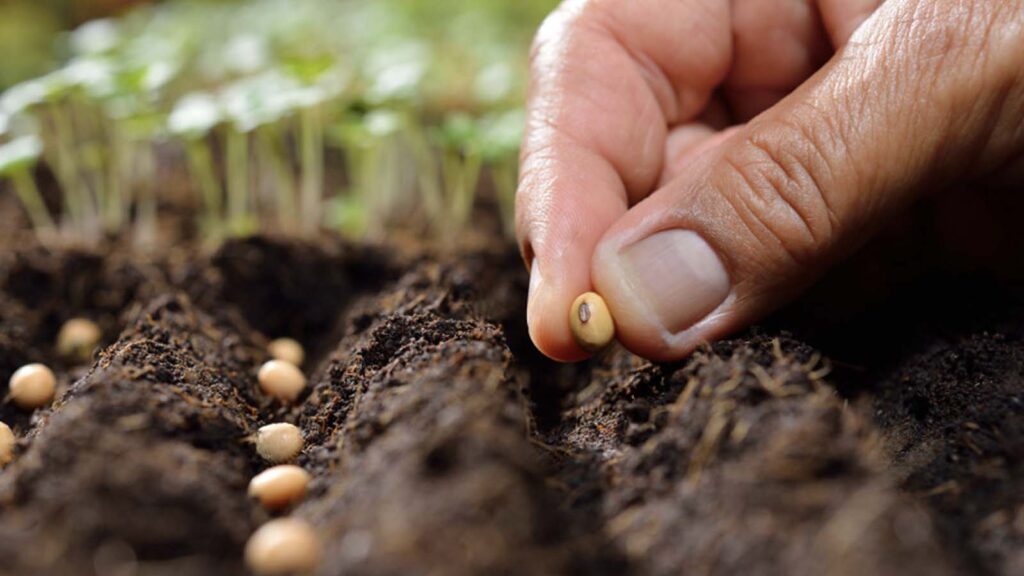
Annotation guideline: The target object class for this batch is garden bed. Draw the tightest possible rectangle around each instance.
[0,219,1021,575]
[0,1,1021,573]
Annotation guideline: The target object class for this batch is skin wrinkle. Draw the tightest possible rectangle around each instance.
[799,85,869,215]
[601,0,731,121]
[601,18,681,123]
[744,132,835,252]
[769,111,844,243]
[717,150,815,269]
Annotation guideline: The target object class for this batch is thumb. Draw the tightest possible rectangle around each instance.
[592,0,1024,361]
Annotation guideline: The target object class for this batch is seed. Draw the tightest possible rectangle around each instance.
[569,292,615,353]
[256,423,304,463]
[257,360,307,403]
[248,465,312,511]
[56,318,102,363]
[8,363,56,409]
[245,517,322,575]
[267,338,305,367]
[0,422,14,465]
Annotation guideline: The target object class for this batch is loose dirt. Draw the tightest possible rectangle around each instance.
[0,233,1020,575]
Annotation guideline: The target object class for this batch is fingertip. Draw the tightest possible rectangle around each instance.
[527,260,591,363]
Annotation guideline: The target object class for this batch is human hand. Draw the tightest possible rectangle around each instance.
[516,0,1024,361]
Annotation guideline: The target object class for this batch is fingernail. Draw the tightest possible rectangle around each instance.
[617,230,729,334]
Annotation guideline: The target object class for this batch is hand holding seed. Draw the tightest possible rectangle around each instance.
[518,0,1024,362]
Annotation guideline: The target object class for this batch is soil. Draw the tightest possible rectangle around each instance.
[0,220,1021,575]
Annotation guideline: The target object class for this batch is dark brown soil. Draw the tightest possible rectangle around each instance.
[0,233,1021,576]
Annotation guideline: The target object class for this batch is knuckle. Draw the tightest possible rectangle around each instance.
[712,122,840,266]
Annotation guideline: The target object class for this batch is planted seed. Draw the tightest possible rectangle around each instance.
[257,360,306,403]
[56,318,102,363]
[267,338,305,366]
[248,464,311,511]
[245,517,322,575]
[8,363,56,410]
[0,422,14,465]
[569,292,615,353]
[256,423,303,463]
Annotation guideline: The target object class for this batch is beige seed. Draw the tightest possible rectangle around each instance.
[256,423,304,463]
[257,360,307,403]
[0,422,14,465]
[569,292,615,353]
[8,363,56,409]
[245,517,322,575]
[267,338,305,367]
[56,318,102,363]
[248,465,312,511]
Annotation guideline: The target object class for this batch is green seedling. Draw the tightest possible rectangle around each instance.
[2,0,549,248]
[363,42,428,106]
[328,108,408,239]
[102,59,179,250]
[169,92,225,241]
[0,135,55,236]
[477,108,524,237]
[281,58,349,236]
[432,112,483,243]
[221,70,334,237]
[2,74,97,240]
[220,77,270,237]
[298,103,324,236]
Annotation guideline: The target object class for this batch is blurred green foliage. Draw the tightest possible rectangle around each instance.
[0,1,63,89]
[0,0,558,246]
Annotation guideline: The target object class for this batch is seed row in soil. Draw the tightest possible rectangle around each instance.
[0,238,1019,575]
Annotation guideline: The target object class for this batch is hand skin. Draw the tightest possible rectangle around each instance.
[516,0,1024,362]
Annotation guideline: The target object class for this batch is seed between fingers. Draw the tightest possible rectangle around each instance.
[569,292,615,353]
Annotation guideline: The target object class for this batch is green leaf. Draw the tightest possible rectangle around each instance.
[70,19,121,55]
[169,92,222,138]
[0,135,42,175]
[477,108,524,161]
[435,112,478,150]
[325,195,369,238]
